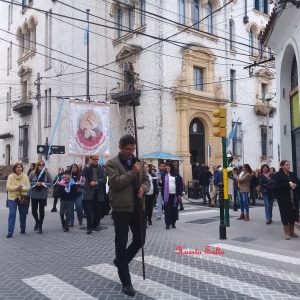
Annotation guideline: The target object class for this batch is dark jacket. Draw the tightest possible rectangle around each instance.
[57,182,77,201]
[72,174,84,196]
[160,172,183,199]
[274,169,300,223]
[147,173,159,196]
[105,153,150,212]
[258,173,275,197]
[250,175,259,188]
[199,171,213,186]
[81,164,106,202]
[192,165,201,180]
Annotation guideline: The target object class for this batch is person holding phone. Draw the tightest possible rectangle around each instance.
[274,160,300,239]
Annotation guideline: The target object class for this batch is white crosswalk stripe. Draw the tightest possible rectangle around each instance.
[85,263,204,300]
[181,248,300,284]
[22,274,96,300]
[136,255,300,300]
[211,243,300,265]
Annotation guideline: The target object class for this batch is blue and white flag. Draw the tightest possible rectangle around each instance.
[226,118,239,147]
[84,13,89,45]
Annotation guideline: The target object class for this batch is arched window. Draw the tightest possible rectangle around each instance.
[291,55,298,90]
[126,119,135,136]
[16,28,24,59]
[206,2,213,34]
[191,0,200,30]
[249,29,254,56]
[258,37,263,57]
[178,0,186,25]
[229,20,235,50]
[189,118,205,135]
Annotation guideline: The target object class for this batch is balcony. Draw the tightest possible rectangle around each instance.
[13,102,33,117]
[254,103,276,117]
[112,89,141,106]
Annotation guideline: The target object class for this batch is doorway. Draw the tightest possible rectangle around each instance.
[5,144,10,166]
[189,118,205,164]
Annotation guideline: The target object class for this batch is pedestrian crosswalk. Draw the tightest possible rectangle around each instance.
[21,244,300,300]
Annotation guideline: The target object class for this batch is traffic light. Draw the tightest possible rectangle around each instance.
[212,107,227,137]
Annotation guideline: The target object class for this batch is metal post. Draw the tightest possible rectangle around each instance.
[218,182,227,239]
[86,9,90,101]
[36,72,42,160]
[45,137,49,161]
[266,102,270,164]
[222,137,230,227]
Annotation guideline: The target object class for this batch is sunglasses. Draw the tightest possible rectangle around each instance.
[38,164,45,167]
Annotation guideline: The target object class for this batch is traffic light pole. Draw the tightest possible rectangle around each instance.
[218,182,226,239]
[222,137,230,227]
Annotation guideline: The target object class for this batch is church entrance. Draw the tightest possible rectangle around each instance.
[189,118,205,165]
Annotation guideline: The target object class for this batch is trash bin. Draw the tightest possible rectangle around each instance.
[188,181,201,199]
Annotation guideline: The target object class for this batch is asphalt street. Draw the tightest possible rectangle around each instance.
[0,193,300,300]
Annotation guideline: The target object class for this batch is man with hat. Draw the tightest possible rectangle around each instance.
[81,155,106,234]
[106,135,150,297]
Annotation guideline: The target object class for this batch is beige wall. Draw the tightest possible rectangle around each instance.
[174,47,228,184]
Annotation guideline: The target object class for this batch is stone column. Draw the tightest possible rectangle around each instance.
[186,0,192,26]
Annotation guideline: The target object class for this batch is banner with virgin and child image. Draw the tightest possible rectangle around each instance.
[69,101,110,156]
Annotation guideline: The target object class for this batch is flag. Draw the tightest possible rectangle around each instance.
[84,13,89,45]
[226,118,239,147]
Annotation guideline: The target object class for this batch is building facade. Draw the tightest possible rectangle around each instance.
[260,1,300,175]
[0,0,278,181]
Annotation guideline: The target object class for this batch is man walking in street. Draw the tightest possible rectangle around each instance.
[81,156,106,235]
[156,161,166,220]
[106,135,150,297]
[211,165,223,207]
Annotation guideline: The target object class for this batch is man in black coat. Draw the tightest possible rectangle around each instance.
[81,156,106,235]
[199,166,213,205]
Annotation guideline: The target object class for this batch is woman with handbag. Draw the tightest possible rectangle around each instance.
[259,164,275,224]
[274,160,300,240]
[6,163,31,238]
[29,160,53,234]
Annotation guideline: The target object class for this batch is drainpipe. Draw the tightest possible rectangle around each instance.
[243,0,249,24]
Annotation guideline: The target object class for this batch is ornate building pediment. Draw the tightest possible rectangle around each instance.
[18,65,32,81]
[116,45,143,66]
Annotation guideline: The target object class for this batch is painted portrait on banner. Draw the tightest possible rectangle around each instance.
[69,102,109,156]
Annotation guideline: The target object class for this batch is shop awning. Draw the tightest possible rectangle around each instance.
[0,133,13,139]
[140,151,184,161]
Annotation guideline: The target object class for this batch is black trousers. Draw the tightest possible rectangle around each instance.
[31,198,46,226]
[164,194,178,226]
[113,210,146,286]
[60,200,73,228]
[250,187,256,204]
[83,192,100,231]
[145,194,154,222]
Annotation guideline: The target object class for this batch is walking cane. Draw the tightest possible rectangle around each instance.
[132,89,146,280]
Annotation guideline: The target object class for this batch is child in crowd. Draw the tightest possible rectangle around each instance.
[57,170,76,232]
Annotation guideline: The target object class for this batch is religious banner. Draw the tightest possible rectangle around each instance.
[69,102,109,156]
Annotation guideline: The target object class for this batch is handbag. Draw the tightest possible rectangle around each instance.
[19,195,29,205]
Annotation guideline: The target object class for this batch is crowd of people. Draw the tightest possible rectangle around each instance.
[4,133,300,297]
[192,160,300,239]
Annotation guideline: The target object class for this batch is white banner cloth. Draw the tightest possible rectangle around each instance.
[69,102,110,156]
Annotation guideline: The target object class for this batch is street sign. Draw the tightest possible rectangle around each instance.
[37,145,46,154]
[36,145,65,155]
[49,145,65,154]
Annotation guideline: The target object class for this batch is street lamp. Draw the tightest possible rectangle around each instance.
[265,93,274,164]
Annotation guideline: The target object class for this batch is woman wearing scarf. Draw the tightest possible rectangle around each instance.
[29,160,53,234]
[232,164,252,221]
[160,162,183,230]
[259,164,275,224]
[6,163,30,238]
[274,160,300,240]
